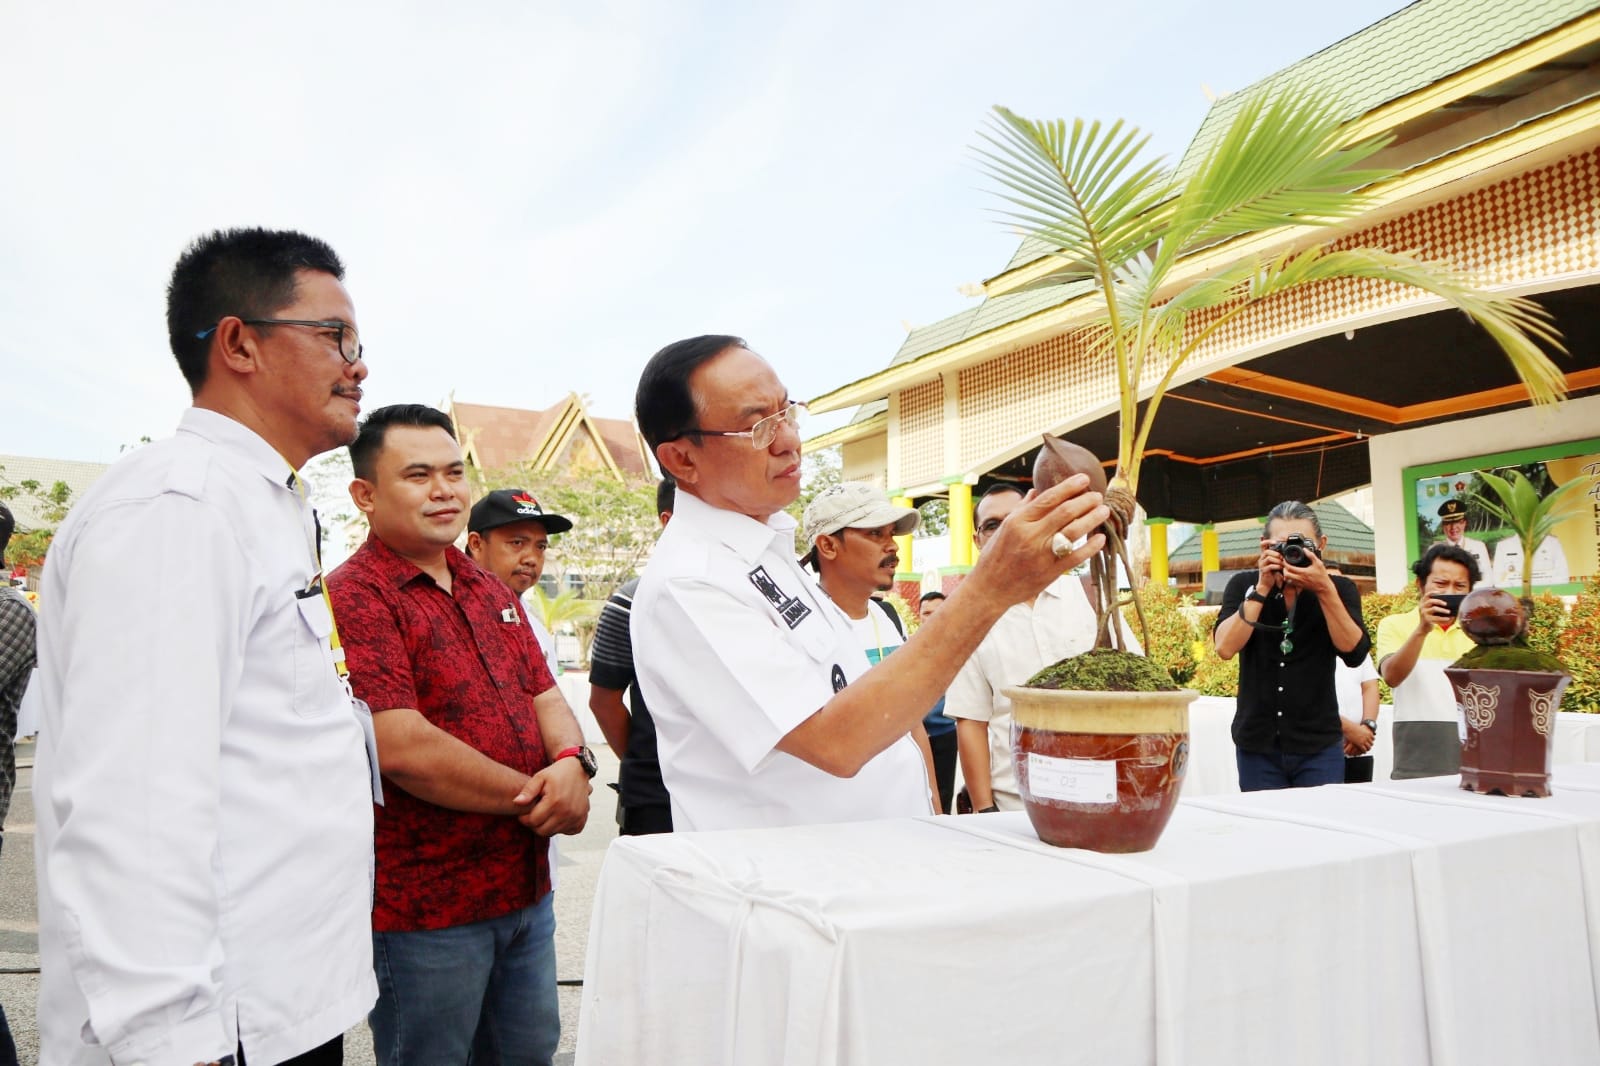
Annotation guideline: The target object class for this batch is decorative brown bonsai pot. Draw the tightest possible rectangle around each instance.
[1445,668,1569,798]
[1003,686,1196,852]
[1444,586,1571,798]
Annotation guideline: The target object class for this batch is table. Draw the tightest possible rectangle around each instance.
[1182,696,1600,797]
[576,765,1600,1065]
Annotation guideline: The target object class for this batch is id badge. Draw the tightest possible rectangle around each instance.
[352,696,384,805]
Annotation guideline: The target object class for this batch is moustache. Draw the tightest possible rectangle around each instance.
[880,555,898,569]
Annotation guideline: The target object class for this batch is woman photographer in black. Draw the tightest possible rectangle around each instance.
[1213,500,1371,791]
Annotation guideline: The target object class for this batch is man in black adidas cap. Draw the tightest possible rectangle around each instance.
[467,489,574,661]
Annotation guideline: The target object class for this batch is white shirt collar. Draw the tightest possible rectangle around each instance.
[672,490,798,566]
[178,407,302,489]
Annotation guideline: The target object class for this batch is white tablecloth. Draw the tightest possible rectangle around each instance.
[577,765,1600,1066]
[1183,696,1600,797]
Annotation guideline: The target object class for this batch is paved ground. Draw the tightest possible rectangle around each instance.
[0,736,623,1065]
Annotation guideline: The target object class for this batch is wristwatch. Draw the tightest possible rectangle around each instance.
[555,745,598,779]
[1361,718,1378,734]
[1245,589,1270,605]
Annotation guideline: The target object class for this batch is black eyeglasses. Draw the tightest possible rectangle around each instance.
[677,402,806,450]
[196,318,364,365]
[976,517,1004,539]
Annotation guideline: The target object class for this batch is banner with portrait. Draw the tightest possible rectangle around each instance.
[1403,436,1600,593]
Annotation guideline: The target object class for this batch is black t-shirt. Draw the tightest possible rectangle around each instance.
[589,577,671,809]
[1216,570,1370,754]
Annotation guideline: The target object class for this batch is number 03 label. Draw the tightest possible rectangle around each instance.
[1026,754,1117,805]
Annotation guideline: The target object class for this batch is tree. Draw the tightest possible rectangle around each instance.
[787,448,842,553]
[0,468,72,570]
[979,84,1567,649]
[301,449,365,559]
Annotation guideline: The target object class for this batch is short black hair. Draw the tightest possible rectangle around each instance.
[0,501,13,564]
[166,228,345,394]
[348,404,456,481]
[656,476,677,515]
[635,335,747,451]
[975,483,1023,524]
[1413,542,1482,587]
[919,590,946,606]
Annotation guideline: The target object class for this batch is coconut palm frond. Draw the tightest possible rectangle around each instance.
[530,587,598,631]
[1528,475,1594,545]
[978,109,1176,284]
[1474,469,1590,596]
[1168,86,1394,254]
[1475,469,1588,543]
[1242,247,1568,405]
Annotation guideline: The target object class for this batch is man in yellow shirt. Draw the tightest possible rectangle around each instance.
[1377,543,1481,779]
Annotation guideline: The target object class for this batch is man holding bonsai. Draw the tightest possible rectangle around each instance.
[629,334,1109,831]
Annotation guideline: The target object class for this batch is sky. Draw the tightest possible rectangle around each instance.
[1,0,1412,464]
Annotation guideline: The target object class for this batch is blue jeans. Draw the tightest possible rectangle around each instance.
[1237,739,1346,791]
[371,894,559,1066]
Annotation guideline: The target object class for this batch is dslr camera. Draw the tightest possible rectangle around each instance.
[1269,532,1319,568]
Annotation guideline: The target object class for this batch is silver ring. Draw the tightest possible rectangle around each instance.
[1050,532,1072,558]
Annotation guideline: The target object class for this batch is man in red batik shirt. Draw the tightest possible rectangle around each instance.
[329,403,593,1066]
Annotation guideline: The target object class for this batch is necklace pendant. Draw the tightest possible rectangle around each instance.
[1279,639,1293,656]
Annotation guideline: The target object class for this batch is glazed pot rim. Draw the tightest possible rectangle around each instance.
[1442,666,1572,679]
[1002,685,1200,704]
[1003,685,1196,735]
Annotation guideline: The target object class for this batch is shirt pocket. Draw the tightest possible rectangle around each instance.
[292,593,340,718]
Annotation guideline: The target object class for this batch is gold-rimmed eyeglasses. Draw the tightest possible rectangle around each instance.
[681,402,806,450]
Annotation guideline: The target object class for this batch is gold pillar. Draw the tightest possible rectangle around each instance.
[1146,518,1170,587]
[1200,524,1220,581]
[892,495,916,574]
[947,482,974,567]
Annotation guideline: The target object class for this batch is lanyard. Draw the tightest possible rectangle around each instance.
[867,605,886,662]
[288,469,350,681]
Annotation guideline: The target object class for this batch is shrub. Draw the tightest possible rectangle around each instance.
[1124,585,1201,686]
[1361,590,1417,704]
[1189,645,1239,697]
[1561,579,1600,715]
[1524,593,1567,663]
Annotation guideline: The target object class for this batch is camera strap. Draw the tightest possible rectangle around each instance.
[1241,586,1292,634]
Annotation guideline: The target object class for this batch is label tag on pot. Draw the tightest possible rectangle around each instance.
[1026,754,1116,805]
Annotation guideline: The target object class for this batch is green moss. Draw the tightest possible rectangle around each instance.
[1452,643,1567,673]
[1025,648,1180,692]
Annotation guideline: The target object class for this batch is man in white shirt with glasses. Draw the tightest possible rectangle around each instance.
[630,335,1108,832]
[33,228,377,1066]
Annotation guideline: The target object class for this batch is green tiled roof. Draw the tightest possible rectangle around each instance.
[1174,0,1597,180]
[1169,500,1374,562]
[850,399,887,425]
[889,278,1096,369]
[993,0,1597,280]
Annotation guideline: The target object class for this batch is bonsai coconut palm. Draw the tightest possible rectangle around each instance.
[977,85,1570,844]
[979,85,1568,661]
[1447,468,1588,673]
[1444,469,1588,797]
[1472,469,1589,605]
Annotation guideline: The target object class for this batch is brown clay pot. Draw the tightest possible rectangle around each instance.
[1444,667,1570,798]
[1003,686,1196,852]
